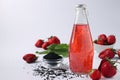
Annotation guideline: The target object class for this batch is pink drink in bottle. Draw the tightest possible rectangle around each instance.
[69,4,94,74]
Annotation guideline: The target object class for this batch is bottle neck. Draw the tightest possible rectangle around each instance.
[74,7,88,24]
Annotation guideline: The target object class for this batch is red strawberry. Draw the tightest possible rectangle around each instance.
[89,69,101,80]
[96,40,104,45]
[107,35,116,45]
[101,60,117,78]
[23,53,37,63]
[98,34,107,42]
[35,39,44,48]
[42,42,50,50]
[48,36,60,45]
[99,48,115,59]
[98,59,108,71]
[117,49,120,58]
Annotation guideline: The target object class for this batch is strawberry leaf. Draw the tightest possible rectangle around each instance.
[36,44,69,57]
[36,50,50,54]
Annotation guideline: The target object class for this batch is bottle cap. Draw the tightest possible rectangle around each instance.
[76,4,86,9]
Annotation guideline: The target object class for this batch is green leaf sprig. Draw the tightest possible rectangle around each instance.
[36,44,69,57]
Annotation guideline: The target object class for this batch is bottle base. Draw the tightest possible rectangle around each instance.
[71,70,89,78]
[70,68,91,75]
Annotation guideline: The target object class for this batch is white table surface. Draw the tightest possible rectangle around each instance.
[1,47,120,80]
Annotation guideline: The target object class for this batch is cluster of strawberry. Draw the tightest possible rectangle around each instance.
[23,36,60,63]
[94,34,116,45]
[90,33,119,80]
[35,36,60,50]
[90,58,117,80]
[90,48,120,80]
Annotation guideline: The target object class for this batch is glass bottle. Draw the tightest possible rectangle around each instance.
[69,4,94,74]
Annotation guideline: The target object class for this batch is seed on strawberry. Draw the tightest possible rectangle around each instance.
[101,59,117,78]
[107,35,116,45]
[48,36,60,45]
[98,34,107,42]
[89,69,101,80]
[99,48,115,59]
[42,42,50,50]
[23,53,38,63]
[35,39,44,48]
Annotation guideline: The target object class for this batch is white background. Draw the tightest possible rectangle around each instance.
[0,0,120,80]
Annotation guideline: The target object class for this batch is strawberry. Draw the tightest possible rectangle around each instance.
[99,48,115,59]
[98,59,108,71]
[107,35,116,45]
[101,60,117,78]
[35,39,44,48]
[117,49,120,58]
[98,34,107,42]
[48,36,60,45]
[42,42,50,50]
[96,40,104,45]
[23,53,38,63]
[89,69,101,80]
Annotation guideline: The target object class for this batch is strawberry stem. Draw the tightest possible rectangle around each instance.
[112,60,120,64]
[106,58,116,65]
